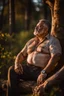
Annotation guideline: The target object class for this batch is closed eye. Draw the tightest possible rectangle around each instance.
[35,25,43,32]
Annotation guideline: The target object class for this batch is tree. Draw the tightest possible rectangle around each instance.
[15,0,35,31]
[43,1,49,19]
[0,0,5,31]
[24,0,34,30]
[8,0,15,34]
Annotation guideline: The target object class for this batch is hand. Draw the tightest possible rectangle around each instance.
[37,73,47,85]
[14,64,23,75]
[33,85,44,96]
[33,81,48,96]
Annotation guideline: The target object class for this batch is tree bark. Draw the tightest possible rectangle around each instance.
[0,0,5,31]
[47,66,64,86]
[8,0,15,34]
[24,0,32,31]
[45,0,64,39]
[0,80,36,95]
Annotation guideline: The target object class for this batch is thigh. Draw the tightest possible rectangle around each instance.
[9,64,42,81]
[8,65,30,81]
[20,64,42,81]
[8,66,20,86]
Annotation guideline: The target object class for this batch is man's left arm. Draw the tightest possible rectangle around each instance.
[37,53,61,85]
[43,53,61,74]
[37,38,62,85]
[44,37,62,74]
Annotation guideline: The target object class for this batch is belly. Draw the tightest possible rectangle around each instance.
[27,52,50,68]
[27,52,34,64]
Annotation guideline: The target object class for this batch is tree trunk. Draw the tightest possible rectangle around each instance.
[43,1,51,21]
[43,2,48,19]
[8,0,15,34]
[0,79,36,95]
[24,0,32,31]
[45,0,64,38]
[0,0,5,31]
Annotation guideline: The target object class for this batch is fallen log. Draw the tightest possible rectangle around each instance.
[0,79,36,95]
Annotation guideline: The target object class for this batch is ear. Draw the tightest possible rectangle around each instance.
[45,26,48,33]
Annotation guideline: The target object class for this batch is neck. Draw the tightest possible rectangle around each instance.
[37,33,47,42]
[38,36,46,42]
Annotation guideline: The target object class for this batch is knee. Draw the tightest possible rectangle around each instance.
[8,66,13,70]
[8,66,14,75]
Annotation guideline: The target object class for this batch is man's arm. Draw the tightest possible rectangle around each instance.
[15,51,26,69]
[37,37,62,85]
[43,53,61,74]
[14,45,27,74]
[37,53,61,85]
[43,37,62,74]
[15,38,35,71]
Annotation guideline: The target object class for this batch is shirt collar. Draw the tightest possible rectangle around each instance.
[46,34,50,39]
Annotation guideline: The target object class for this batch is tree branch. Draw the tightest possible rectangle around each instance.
[47,66,64,86]
[46,0,53,9]
[43,0,54,15]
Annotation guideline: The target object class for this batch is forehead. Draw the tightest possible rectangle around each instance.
[37,20,45,26]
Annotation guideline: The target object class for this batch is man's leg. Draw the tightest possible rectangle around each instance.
[7,65,42,96]
[7,66,20,96]
[20,64,42,81]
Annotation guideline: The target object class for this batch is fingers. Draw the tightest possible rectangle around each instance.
[37,74,44,85]
[14,65,23,75]
[33,81,48,96]
[37,73,47,85]
[33,86,40,96]
[14,68,21,75]
[37,76,39,84]
[20,65,23,73]
[37,79,42,85]
[37,75,40,85]
[33,85,45,96]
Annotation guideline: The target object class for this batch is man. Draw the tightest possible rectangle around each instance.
[7,19,62,96]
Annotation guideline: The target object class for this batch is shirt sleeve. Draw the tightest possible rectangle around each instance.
[49,37,62,57]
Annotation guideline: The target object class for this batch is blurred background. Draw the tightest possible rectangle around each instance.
[0,0,51,79]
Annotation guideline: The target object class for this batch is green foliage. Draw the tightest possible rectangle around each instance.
[48,86,63,96]
[12,30,34,54]
[0,31,34,79]
[0,32,14,78]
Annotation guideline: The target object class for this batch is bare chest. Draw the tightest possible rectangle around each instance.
[27,40,50,54]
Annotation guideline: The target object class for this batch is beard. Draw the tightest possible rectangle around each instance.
[34,29,45,36]
[33,29,48,39]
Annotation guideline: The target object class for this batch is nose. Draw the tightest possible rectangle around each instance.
[35,26,38,31]
[35,26,41,32]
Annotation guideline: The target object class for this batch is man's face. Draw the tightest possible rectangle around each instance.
[34,21,48,37]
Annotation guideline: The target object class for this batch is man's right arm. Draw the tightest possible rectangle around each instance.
[15,51,26,69]
[14,45,27,74]
[14,38,35,74]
